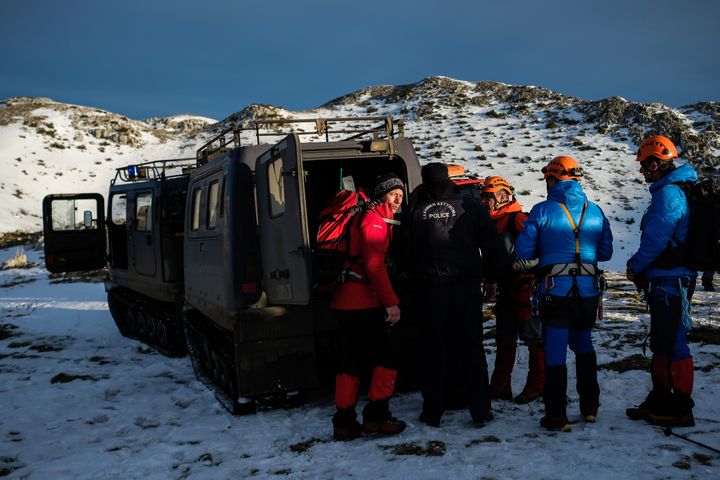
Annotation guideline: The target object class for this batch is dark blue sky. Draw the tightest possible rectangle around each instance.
[2,0,718,120]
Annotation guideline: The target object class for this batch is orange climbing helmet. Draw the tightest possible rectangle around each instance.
[482,175,514,195]
[636,135,678,163]
[541,156,583,181]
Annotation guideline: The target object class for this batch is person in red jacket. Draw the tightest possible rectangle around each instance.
[481,176,543,404]
[330,173,406,441]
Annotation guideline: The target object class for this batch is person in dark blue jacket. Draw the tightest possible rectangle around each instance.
[625,135,698,428]
[515,156,613,431]
[399,162,507,428]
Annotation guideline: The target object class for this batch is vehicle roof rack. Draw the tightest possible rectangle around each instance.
[111,157,197,185]
[196,116,405,165]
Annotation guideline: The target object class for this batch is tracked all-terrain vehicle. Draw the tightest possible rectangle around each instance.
[42,116,422,412]
[43,159,193,356]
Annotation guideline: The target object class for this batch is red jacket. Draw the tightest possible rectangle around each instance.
[489,200,534,321]
[489,200,526,237]
[331,202,400,310]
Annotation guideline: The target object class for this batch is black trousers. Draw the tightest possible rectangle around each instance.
[333,307,401,378]
[417,277,489,421]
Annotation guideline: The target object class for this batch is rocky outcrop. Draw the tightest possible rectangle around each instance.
[0,96,216,147]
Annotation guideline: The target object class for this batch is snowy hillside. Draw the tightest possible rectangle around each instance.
[1,78,719,271]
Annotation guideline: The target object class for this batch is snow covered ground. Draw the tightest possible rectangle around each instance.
[1,247,719,479]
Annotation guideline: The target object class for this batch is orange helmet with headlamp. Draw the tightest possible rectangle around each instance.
[482,176,514,195]
[542,156,583,181]
[636,135,678,163]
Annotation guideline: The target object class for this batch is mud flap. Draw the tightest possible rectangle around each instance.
[235,305,318,397]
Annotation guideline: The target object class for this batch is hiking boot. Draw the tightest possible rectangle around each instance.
[581,405,598,423]
[648,411,695,428]
[540,415,571,432]
[418,411,441,427]
[472,411,494,428]
[648,393,695,427]
[333,422,362,441]
[362,399,406,435]
[362,416,407,435]
[515,344,544,404]
[576,352,600,420]
[626,388,672,421]
[489,346,516,401]
[513,390,542,404]
[626,403,653,421]
[332,408,362,441]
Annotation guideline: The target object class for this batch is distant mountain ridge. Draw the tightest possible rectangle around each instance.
[0,76,718,271]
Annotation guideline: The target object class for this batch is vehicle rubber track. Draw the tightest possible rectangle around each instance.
[183,309,251,415]
[107,288,187,357]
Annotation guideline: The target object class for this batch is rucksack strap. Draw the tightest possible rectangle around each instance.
[557,201,588,262]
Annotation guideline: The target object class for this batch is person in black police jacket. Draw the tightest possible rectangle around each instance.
[397,162,507,427]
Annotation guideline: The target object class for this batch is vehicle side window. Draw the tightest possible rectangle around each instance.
[50,198,100,231]
[268,156,285,217]
[110,194,127,225]
[191,187,202,231]
[136,192,152,232]
[207,180,219,229]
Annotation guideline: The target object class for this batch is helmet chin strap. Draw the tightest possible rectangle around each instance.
[658,160,675,174]
[493,195,509,211]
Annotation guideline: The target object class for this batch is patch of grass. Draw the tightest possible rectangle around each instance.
[48,270,106,284]
[599,354,649,373]
[0,324,18,340]
[466,435,501,446]
[29,343,63,353]
[196,453,213,463]
[379,440,446,457]
[688,325,720,345]
[89,355,112,365]
[289,438,324,453]
[2,248,34,269]
[51,373,98,384]
[0,277,37,289]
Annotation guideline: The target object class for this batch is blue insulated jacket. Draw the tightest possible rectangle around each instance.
[516,180,613,297]
[628,162,698,280]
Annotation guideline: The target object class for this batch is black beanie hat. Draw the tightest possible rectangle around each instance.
[421,162,449,183]
[373,173,405,199]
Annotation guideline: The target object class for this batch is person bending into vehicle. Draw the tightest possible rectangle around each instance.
[400,162,507,428]
[480,176,542,404]
[515,156,613,431]
[625,135,698,427]
[330,173,406,441]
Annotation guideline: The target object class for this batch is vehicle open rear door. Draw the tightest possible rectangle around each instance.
[255,134,312,305]
[42,193,106,273]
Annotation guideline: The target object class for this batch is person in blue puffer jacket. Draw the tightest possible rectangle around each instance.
[625,135,698,428]
[515,156,613,431]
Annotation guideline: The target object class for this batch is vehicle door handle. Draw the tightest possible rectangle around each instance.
[288,246,305,256]
[270,269,290,280]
